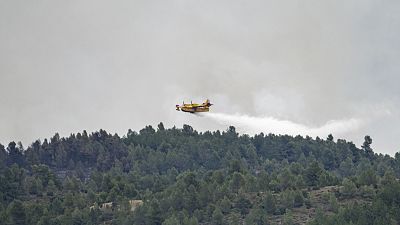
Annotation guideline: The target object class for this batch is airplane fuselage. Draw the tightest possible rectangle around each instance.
[180,106,210,113]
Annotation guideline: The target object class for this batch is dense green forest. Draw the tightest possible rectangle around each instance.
[1,123,400,225]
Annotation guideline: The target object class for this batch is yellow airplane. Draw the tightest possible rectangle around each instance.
[176,99,213,113]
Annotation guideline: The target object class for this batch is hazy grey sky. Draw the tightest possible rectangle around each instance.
[1,0,400,155]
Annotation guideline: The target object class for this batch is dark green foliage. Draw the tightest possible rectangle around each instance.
[235,195,252,216]
[7,142,25,167]
[245,207,268,225]
[340,178,357,198]
[212,207,224,225]
[362,135,376,162]
[262,192,276,214]
[0,125,399,224]
[8,200,26,225]
[304,162,322,187]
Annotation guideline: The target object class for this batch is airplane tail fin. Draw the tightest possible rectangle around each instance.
[204,99,212,106]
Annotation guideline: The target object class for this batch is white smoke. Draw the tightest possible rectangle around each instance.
[202,112,363,138]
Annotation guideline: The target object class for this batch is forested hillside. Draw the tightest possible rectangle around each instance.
[1,123,400,225]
